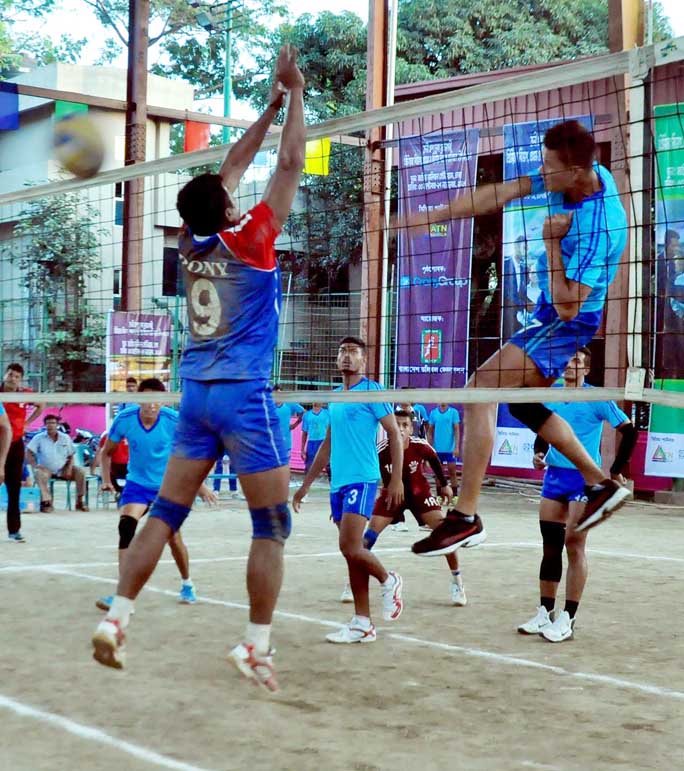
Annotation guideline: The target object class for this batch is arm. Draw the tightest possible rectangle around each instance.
[293,428,331,511]
[426,450,448,488]
[290,407,304,431]
[99,439,120,492]
[26,405,43,425]
[543,213,592,321]
[532,434,549,470]
[610,421,638,481]
[427,423,435,446]
[263,47,306,229]
[453,421,460,456]
[26,448,37,468]
[379,414,404,509]
[197,483,219,505]
[0,413,10,484]
[300,429,308,462]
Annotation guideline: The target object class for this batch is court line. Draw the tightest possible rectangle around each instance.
[0,693,216,771]
[44,567,684,704]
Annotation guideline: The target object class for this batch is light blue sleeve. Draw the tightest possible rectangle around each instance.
[370,401,393,420]
[292,403,305,416]
[108,415,125,444]
[27,433,41,454]
[428,409,437,426]
[0,402,5,417]
[562,205,608,289]
[302,412,310,432]
[598,401,629,428]
[452,409,460,425]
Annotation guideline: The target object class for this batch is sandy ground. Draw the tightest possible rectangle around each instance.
[1,483,683,771]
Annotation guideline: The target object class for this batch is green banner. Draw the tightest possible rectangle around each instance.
[54,100,89,119]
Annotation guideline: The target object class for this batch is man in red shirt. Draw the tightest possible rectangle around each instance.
[365,409,467,606]
[1,364,42,541]
[92,432,129,494]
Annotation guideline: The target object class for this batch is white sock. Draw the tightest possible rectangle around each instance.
[107,596,134,628]
[181,578,194,588]
[352,615,372,629]
[451,570,463,586]
[382,574,395,588]
[245,622,271,656]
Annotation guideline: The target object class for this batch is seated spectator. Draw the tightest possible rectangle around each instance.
[26,415,88,512]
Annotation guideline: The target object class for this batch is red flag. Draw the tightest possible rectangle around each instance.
[184,121,210,152]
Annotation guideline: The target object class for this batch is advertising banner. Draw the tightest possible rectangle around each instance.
[395,129,480,388]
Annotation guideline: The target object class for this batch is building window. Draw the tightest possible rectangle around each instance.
[114,183,124,227]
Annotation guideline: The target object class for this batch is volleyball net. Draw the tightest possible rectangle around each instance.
[1,34,684,435]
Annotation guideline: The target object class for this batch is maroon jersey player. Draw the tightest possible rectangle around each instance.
[364,410,467,606]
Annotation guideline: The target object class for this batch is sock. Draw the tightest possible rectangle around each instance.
[564,600,579,618]
[363,528,379,551]
[382,574,395,588]
[181,578,194,588]
[461,514,475,523]
[451,569,462,585]
[541,596,555,613]
[245,622,271,656]
[352,615,372,629]
[107,595,134,628]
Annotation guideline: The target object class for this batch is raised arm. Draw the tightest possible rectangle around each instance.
[263,45,306,229]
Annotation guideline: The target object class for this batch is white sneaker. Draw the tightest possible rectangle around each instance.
[381,571,403,621]
[326,621,377,644]
[518,606,552,635]
[340,583,354,603]
[390,522,409,532]
[541,610,575,643]
[227,642,278,692]
[92,618,126,669]
[451,582,467,606]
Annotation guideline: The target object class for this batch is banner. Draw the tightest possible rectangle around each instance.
[395,129,479,388]
[645,381,684,476]
[494,115,593,469]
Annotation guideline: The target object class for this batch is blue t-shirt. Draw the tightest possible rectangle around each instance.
[302,408,330,442]
[428,407,461,453]
[413,404,428,422]
[108,406,178,490]
[544,384,628,469]
[528,164,627,313]
[275,402,304,451]
[0,402,5,417]
[328,378,392,491]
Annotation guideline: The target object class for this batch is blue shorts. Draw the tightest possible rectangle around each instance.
[330,482,378,524]
[541,466,586,504]
[119,479,158,510]
[172,379,288,475]
[305,439,324,472]
[508,300,602,379]
[437,452,457,464]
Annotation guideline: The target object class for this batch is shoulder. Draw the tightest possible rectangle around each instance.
[159,407,179,423]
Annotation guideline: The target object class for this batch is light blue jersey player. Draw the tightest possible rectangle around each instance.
[93,46,306,690]
[96,379,214,613]
[405,119,632,562]
[301,403,330,472]
[273,386,304,460]
[519,347,637,643]
[428,403,461,491]
[294,337,405,644]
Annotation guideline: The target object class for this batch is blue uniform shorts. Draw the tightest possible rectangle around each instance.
[330,482,378,524]
[437,451,458,464]
[541,466,586,504]
[305,439,324,472]
[172,379,288,475]
[508,300,602,379]
[119,479,158,510]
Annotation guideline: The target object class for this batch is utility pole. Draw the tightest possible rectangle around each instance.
[121,0,150,312]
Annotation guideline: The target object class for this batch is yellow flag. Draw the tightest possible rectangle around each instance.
[304,137,331,176]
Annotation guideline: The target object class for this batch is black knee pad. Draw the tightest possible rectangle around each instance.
[509,402,553,433]
[539,519,566,583]
[118,515,139,549]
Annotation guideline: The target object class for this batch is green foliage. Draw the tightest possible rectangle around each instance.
[11,194,105,390]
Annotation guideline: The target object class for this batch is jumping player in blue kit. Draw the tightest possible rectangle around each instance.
[92,45,306,691]
[399,120,633,558]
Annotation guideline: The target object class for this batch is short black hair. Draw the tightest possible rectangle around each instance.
[665,229,680,246]
[339,336,366,350]
[544,120,596,169]
[43,414,59,423]
[138,378,166,393]
[578,346,592,366]
[6,363,24,375]
[125,376,137,385]
[394,408,413,420]
[272,384,282,392]
[177,173,230,236]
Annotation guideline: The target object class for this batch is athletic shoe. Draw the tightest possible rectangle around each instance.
[390,522,409,532]
[40,501,53,513]
[574,479,632,532]
[96,595,113,611]
[76,500,89,512]
[7,532,26,543]
[418,524,432,531]
[227,642,278,692]
[340,583,354,603]
[326,621,377,644]
[179,584,197,604]
[518,606,552,635]
[541,610,575,642]
[451,582,467,606]
[381,571,403,621]
[412,512,486,556]
[92,618,126,669]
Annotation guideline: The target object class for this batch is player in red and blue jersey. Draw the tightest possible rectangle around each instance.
[92,46,306,691]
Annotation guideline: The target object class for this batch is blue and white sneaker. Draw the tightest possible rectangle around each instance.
[179,584,197,604]
[96,595,114,611]
[8,532,26,543]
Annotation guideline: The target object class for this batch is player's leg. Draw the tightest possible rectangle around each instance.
[6,439,24,539]
[446,461,459,496]
[418,507,466,604]
[169,529,197,604]
[34,465,53,511]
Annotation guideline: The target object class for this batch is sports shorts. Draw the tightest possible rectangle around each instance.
[372,488,441,522]
[118,479,158,510]
[437,451,458,464]
[172,379,288,475]
[508,299,602,379]
[330,482,378,524]
[541,466,586,504]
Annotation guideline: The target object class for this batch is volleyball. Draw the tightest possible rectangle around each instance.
[53,114,104,179]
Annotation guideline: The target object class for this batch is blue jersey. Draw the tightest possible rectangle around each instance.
[0,402,5,417]
[177,202,282,382]
[413,404,428,422]
[302,408,330,442]
[108,406,178,490]
[428,407,461,453]
[328,378,392,491]
[275,402,304,451]
[544,384,628,469]
[529,164,627,313]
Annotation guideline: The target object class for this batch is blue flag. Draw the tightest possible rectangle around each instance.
[0,82,19,130]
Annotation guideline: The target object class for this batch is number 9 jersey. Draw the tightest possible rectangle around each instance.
[177,202,281,381]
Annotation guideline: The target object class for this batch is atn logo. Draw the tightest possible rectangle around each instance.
[428,223,448,237]
[421,329,442,364]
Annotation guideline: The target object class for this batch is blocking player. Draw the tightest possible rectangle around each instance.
[365,409,466,606]
[92,45,305,691]
[96,378,216,612]
[293,337,404,643]
[402,120,631,559]
[518,347,637,642]
[427,403,461,495]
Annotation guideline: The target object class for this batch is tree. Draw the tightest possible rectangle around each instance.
[11,194,106,391]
